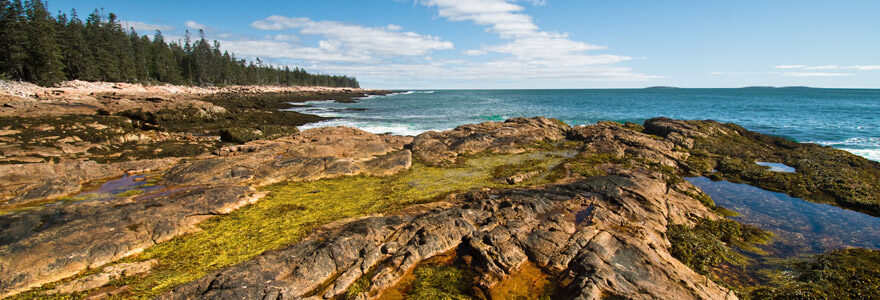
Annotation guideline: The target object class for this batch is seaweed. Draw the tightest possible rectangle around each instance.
[668,218,772,275]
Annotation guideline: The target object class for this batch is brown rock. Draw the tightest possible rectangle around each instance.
[161,169,733,300]
[412,117,570,165]
[0,186,263,296]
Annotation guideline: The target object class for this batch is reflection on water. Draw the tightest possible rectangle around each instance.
[755,162,796,173]
[66,174,165,204]
[686,177,879,256]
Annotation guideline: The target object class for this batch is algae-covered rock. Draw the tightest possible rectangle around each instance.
[645,117,880,216]
[0,186,264,296]
[161,169,733,300]
[219,127,263,143]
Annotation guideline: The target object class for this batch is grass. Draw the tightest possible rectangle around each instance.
[14,150,566,299]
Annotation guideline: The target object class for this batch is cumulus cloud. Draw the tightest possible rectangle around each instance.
[251,16,453,57]
[418,0,635,72]
[183,1,651,87]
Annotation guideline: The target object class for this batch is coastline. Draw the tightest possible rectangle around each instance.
[0,112,878,298]
[0,80,389,165]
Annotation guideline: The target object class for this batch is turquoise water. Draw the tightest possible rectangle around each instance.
[287,88,880,161]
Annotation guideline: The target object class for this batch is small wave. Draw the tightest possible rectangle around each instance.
[808,137,880,148]
[840,148,880,162]
[297,119,450,136]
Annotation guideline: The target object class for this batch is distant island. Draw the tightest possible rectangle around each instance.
[643,86,680,89]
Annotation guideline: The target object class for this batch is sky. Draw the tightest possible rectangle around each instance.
[46,0,880,89]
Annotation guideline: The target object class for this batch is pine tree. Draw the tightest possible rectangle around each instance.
[1,0,28,80]
[1,3,359,87]
[23,0,64,85]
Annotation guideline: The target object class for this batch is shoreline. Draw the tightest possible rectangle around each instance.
[0,81,878,298]
[0,117,877,299]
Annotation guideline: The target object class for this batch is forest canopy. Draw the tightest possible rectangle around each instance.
[0,0,359,87]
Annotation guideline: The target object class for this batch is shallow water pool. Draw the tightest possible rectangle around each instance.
[755,162,796,173]
[686,177,880,256]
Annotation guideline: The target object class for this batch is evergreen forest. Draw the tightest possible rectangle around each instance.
[0,0,359,87]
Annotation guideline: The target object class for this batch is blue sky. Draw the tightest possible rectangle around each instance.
[46,0,880,89]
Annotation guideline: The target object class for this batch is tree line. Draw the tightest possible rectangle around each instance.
[0,0,359,87]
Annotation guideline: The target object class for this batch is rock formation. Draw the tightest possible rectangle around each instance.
[2,116,877,299]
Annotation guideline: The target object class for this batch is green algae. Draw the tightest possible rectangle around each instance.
[16,150,566,299]
[668,218,772,276]
[678,121,880,217]
[745,248,880,299]
[407,265,475,300]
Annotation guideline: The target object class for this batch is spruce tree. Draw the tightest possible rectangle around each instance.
[1,0,28,80]
[23,0,64,85]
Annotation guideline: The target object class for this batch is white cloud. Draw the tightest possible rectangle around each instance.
[220,39,370,62]
[774,65,808,69]
[463,49,487,56]
[418,0,634,70]
[272,34,298,41]
[183,1,650,87]
[709,71,777,76]
[121,21,174,34]
[251,16,452,57]
[849,65,880,71]
[185,20,208,31]
[775,64,880,71]
[783,72,852,77]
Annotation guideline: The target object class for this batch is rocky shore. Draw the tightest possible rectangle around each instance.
[1,85,879,299]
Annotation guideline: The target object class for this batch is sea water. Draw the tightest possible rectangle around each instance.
[286,88,880,161]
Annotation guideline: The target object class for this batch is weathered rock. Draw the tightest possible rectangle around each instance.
[568,122,687,167]
[0,158,180,206]
[161,169,733,300]
[0,186,264,296]
[49,260,156,294]
[412,117,570,165]
[163,127,413,187]
[0,127,416,297]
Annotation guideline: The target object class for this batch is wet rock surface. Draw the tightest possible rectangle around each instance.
[644,117,880,216]
[0,158,180,207]
[163,169,734,300]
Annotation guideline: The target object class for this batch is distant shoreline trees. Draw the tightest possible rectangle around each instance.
[0,0,359,88]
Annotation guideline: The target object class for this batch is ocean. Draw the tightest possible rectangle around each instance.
[287,88,880,162]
